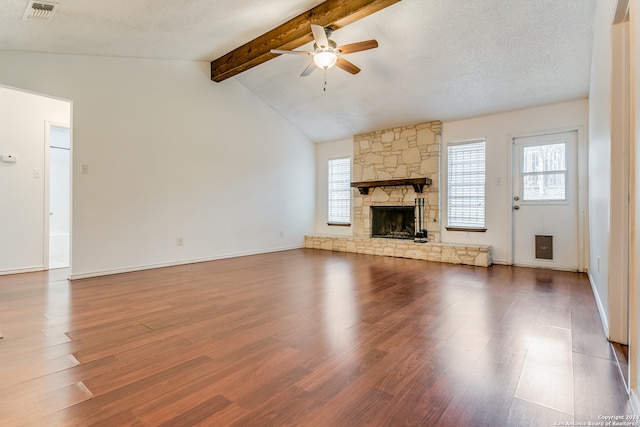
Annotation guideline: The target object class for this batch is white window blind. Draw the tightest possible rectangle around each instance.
[328,157,351,225]
[447,140,486,228]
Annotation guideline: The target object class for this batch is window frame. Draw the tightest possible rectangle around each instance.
[445,139,487,232]
[327,157,352,226]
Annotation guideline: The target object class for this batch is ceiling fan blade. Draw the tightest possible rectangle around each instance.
[271,49,313,56]
[337,40,378,55]
[300,62,316,77]
[311,24,329,48]
[335,57,361,74]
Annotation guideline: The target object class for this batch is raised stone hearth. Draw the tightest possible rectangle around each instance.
[306,121,492,267]
[305,235,491,267]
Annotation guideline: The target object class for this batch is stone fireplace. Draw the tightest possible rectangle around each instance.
[305,121,492,267]
[352,121,442,242]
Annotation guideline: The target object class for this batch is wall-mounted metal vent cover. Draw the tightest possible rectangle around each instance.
[23,1,58,21]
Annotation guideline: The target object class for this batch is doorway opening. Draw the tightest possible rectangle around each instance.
[0,84,71,276]
[48,125,71,269]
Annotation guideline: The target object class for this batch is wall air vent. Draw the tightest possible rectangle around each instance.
[22,1,58,22]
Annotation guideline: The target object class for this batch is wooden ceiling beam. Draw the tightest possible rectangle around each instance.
[210,0,401,82]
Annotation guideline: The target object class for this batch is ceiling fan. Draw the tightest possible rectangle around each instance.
[270,24,378,76]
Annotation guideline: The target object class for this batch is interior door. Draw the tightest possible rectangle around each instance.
[512,131,579,270]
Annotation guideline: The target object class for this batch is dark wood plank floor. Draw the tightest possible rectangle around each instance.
[0,249,632,426]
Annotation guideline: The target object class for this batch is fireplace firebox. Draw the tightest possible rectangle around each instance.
[371,206,415,239]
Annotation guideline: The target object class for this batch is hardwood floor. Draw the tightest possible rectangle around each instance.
[0,249,632,426]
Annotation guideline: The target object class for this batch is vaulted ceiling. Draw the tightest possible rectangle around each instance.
[0,0,596,142]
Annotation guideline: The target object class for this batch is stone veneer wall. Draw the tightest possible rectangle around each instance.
[352,121,442,242]
[306,120,493,267]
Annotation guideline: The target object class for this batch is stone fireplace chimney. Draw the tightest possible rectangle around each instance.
[352,121,442,242]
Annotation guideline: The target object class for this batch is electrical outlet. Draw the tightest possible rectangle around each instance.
[280,231,284,238]
[81,164,89,174]
[176,237,183,246]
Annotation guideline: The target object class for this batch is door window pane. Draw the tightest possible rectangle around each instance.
[522,143,566,173]
[521,142,567,202]
[523,173,566,201]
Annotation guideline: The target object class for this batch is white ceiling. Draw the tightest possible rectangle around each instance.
[1,0,596,142]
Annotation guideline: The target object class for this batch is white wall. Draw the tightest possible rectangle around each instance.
[315,138,353,236]
[0,51,315,278]
[0,86,70,274]
[442,100,589,264]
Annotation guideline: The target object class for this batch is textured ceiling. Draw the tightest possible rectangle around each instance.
[0,0,596,142]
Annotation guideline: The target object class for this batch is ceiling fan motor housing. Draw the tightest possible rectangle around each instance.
[313,39,337,51]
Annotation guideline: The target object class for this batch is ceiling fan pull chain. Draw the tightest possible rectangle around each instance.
[324,69,327,92]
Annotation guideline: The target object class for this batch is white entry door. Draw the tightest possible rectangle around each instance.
[512,131,579,270]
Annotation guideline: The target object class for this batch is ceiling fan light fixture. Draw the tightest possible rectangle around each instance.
[313,49,338,70]
[272,24,377,77]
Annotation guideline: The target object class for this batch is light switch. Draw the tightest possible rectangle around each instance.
[33,168,42,178]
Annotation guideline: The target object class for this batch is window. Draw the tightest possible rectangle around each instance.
[521,142,566,201]
[328,157,351,225]
[447,139,486,230]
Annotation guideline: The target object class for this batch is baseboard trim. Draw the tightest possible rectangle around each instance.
[68,245,304,280]
[512,262,578,272]
[588,271,610,338]
[0,266,44,276]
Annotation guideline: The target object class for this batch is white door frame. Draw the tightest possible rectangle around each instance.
[508,126,588,272]
[609,10,631,346]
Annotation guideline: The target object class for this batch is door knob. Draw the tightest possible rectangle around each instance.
[513,196,520,201]
[513,205,520,210]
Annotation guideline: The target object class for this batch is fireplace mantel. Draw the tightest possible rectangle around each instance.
[350,178,432,195]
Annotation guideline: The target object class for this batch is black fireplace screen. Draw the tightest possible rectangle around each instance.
[371,206,415,239]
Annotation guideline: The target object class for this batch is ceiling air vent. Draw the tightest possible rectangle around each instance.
[22,1,58,22]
